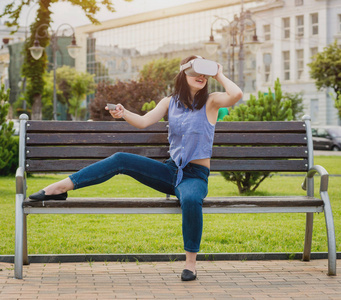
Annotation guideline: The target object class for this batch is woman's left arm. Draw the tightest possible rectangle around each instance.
[210,64,243,109]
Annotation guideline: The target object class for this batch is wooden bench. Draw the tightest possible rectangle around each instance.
[14,113,336,279]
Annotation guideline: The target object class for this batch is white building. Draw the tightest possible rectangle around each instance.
[253,0,341,125]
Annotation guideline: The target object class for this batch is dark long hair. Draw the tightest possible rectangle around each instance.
[171,55,209,110]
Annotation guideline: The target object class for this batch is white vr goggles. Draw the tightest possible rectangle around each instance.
[180,57,218,78]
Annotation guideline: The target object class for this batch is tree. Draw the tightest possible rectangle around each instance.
[0,84,15,173]
[139,57,181,96]
[1,0,132,119]
[222,79,293,194]
[69,72,95,120]
[308,40,341,118]
[43,66,95,120]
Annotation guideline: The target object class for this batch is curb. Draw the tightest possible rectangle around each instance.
[1,252,340,264]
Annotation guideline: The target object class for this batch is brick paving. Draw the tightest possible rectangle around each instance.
[0,259,340,299]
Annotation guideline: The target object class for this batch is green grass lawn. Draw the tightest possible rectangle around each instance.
[0,156,340,255]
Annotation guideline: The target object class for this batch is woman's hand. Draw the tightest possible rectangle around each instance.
[212,63,224,81]
[106,103,125,119]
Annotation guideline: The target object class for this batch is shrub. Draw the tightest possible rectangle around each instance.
[90,80,164,121]
[222,79,293,194]
[0,84,17,175]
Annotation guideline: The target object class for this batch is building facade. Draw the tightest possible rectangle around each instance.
[74,0,341,125]
[253,0,341,125]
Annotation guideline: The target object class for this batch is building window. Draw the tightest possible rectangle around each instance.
[263,24,271,41]
[283,17,290,39]
[295,0,303,6]
[310,47,318,60]
[263,53,272,83]
[296,49,304,80]
[283,51,290,80]
[296,15,304,37]
[311,13,318,35]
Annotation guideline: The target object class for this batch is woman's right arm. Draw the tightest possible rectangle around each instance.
[107,96,171,129]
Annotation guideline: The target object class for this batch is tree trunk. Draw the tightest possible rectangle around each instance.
[31,93,42,120]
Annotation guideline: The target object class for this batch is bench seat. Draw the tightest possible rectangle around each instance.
[23,196,324,214]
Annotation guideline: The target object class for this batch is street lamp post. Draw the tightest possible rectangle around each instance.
[205,0,260,91]
[29,23,80,120]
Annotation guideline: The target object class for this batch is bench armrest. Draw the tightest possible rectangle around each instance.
[302,165,329,192]
[16,167,25,195]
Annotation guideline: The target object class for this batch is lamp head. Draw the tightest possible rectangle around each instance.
[29,39,44,60]
[67,34,81,59]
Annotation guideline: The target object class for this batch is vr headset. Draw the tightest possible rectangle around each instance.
[180,57,218,78]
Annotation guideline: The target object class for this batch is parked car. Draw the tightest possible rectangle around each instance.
[311,126,341,151]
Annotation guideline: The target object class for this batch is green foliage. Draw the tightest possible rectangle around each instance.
[0,137,19,176]
[0,85,17,175]
[139,57,181,96]
[142,100,165,121]
[222,78,293,194]
[224,79,293,122]
[90,79,163,121]
[283,92,305,121]
[141,101,156,113]
[44,66,95,120]
[308,40,341,114]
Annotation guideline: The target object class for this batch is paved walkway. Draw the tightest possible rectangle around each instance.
[0,259,340,299]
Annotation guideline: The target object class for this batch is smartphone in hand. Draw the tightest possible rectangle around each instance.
[107,103,117,110]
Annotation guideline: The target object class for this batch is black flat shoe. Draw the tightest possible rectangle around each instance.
[29,190,68,201]
[181,269,197,281]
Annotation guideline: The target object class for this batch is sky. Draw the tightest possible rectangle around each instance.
[0,0,202,30]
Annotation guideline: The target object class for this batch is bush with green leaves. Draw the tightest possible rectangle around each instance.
[0,84,18,176]
[222,78,293,194]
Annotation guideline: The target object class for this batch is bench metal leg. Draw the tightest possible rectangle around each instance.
[303,213,313,261]
[321,191,337,276]
[14,194,24,279]
[23,214,29,265]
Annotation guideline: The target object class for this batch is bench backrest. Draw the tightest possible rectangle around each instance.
[21,118,312,174]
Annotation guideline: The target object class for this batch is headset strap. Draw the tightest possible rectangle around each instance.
[179,56,203,72]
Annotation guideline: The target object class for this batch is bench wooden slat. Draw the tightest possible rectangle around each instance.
[27,121,168,133]
[210,159,308,172]
[26,146,308,159]
[213,133,307,145]
[27,133,169,145]
[26,132,307,146]
[26,146,170,159]
[27,121,306,133]
[23,196,323,208]
[26,159,308,173]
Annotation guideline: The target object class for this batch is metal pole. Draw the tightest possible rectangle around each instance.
[52,33,57,121]
[231,34,235,82]
[238,0,245,91]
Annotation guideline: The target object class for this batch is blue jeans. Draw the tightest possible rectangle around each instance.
[69,152,210,253]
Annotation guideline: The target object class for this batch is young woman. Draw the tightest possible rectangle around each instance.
[29,55,243,281]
